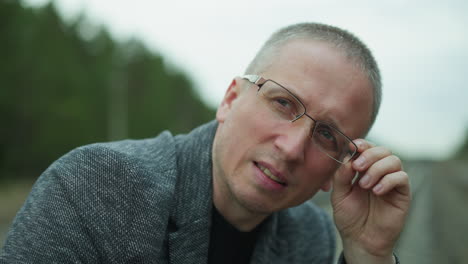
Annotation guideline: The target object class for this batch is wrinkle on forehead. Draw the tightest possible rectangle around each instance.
[309,73,373,138]
[261,39,374,138]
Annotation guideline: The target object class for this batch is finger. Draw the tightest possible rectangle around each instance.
[371,170,410,196]
[358,155,402,189]
[352,146,392,172]
[353,139,377,153]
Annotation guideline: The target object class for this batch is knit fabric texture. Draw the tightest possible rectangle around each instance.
[1,120,339,264]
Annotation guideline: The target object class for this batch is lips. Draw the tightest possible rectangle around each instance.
[255,162,287,186]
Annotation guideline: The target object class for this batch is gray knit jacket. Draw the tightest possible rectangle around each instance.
[0,121,338,263]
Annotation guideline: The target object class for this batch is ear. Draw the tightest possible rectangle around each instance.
[216,78,242,123]
[320,179,332,192]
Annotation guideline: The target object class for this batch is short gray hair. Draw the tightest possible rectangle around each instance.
[245,22,382,132]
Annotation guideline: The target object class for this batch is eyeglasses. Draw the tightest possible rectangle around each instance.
[241,74,358,164]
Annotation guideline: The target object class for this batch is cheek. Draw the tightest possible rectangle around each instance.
[235,105,275,139]
[301,149,339,184]
[218,108,259,166]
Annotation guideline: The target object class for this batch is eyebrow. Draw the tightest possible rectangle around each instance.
[305,112,342,132]
[282,82,345,133]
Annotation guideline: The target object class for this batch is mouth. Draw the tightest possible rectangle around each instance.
[254,162,287,186]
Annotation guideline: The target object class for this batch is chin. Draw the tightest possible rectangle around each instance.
[233,187,285,215]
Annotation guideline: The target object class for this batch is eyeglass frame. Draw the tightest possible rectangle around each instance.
[241,74,358,164]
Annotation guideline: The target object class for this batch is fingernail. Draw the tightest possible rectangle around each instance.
[373,183,383,193]
[360,174,370,187]
[354,140,363,148]
[355,156,365,168]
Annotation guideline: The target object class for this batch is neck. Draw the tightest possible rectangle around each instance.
[212,177,269,232]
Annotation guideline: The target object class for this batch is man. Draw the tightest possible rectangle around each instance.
[1,23,410,263]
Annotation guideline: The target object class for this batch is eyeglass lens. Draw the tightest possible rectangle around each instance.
[257,80,356,163]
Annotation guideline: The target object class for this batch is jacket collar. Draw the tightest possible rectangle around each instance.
[167,120,287,264]
[167,120,217,264]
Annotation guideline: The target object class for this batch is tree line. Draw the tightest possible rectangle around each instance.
[0,1,215,181]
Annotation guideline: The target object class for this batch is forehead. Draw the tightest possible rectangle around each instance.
[259,39,374,138]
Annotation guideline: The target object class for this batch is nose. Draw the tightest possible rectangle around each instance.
[273,119,313,162]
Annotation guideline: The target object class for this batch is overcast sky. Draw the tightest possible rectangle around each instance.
[24,0,468,160]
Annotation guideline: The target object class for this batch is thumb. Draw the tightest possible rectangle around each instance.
[332,140,366,201]
[331,160,356,202]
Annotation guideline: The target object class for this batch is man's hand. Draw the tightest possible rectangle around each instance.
[331,139,411,264]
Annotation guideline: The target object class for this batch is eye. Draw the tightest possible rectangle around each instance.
[258,81,302,120]
[275,97,292,108]
[271,97,301,120]
[318,129,335,142]
[314,125,339,152]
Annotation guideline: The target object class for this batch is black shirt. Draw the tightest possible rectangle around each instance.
[208,207,262,264]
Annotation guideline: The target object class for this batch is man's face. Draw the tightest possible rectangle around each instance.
[212,39,374,216]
